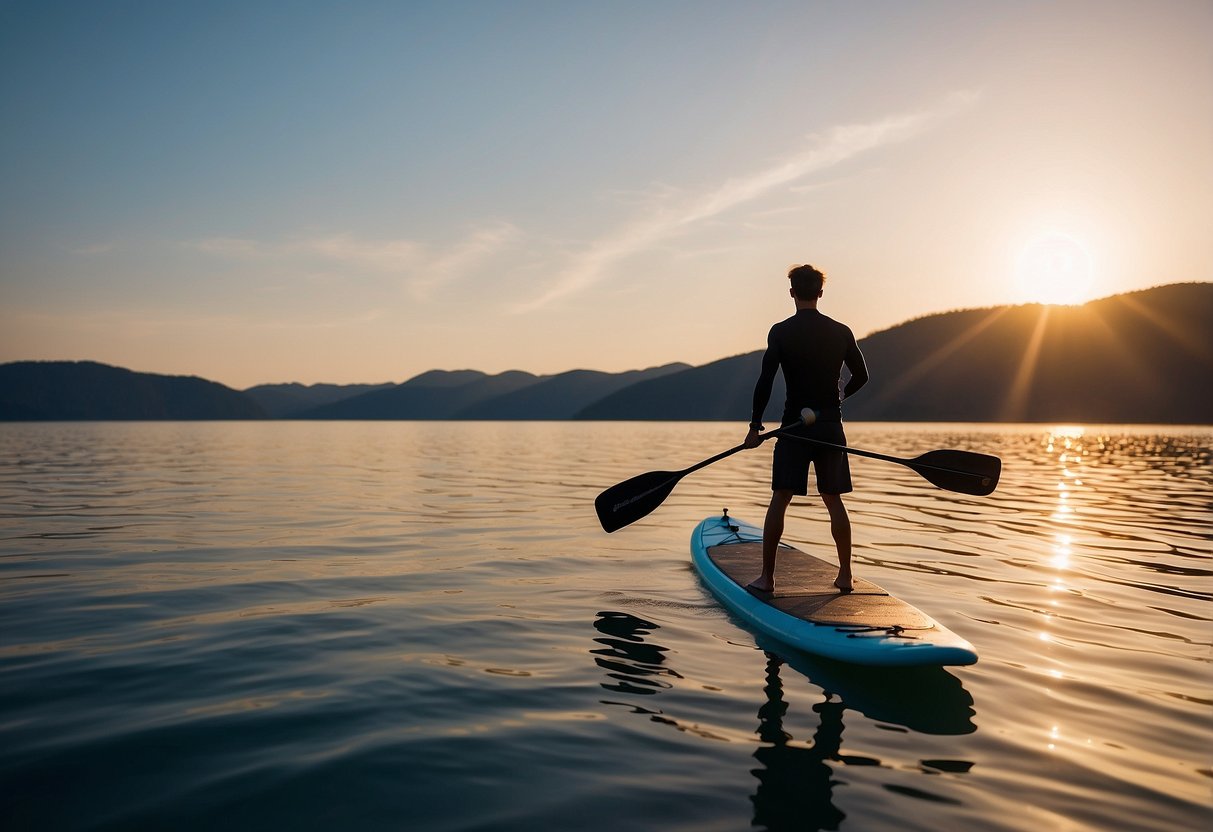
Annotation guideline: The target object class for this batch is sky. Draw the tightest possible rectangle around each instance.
[1,0,1210,388]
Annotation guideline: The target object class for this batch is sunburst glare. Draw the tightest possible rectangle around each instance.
[1015,232,1097,305]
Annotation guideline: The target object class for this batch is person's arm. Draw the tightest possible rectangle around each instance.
[749,329,780,432]
[841,332,868,401]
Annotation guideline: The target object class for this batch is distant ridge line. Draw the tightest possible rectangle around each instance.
[2,283,1209,424]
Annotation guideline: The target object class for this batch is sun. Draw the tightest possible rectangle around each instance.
[1014,232,1097,305]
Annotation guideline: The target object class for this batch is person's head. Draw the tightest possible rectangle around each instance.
[788,264,826,301]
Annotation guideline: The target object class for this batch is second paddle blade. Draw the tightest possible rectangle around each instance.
[912,449,1002,496]
[595,469,682,533]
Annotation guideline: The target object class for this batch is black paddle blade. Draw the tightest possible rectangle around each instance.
[908,450,1002,496]
[595,469,683,533]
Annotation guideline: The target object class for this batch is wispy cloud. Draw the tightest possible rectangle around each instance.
[406,222,521,300]
[307,234,426,272]
[513,92,978,312]
[9,302,389,334]
[188,222,520,297]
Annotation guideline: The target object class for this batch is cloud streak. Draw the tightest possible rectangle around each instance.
[513,92,978,312]
[406,223,521,300]
[189,222,520,298]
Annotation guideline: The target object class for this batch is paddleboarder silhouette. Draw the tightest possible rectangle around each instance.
[743,264,869,593]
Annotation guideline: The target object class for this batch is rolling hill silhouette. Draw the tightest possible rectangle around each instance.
[244,382,396,417]
[293,363,690,419]
[576,352,787,422]
[0,361,265,420]
[243,383,395,417]
[576,283,1212,424]
[296,370,542,419]
[844,282,1211,423]
[2,284,1208,423]
[453,365,690,420]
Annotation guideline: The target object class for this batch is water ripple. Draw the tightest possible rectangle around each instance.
[0,421,1209,831]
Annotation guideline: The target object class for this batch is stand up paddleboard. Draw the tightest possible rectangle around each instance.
[691,512,977,667]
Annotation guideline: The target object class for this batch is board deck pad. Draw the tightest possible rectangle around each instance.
[706,541,935,631]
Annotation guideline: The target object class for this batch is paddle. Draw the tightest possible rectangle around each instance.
[780,434,1002,497]
[595,426,1001,533]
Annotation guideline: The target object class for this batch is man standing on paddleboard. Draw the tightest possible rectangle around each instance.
[743,264,869,593]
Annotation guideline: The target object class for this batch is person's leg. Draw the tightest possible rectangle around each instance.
[754,432,809,593]
[820,493,852,591]
[812,424,853,592]
[748,489,793,592]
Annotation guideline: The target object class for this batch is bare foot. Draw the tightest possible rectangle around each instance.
[833,572,853,593]
[746,577,774,594]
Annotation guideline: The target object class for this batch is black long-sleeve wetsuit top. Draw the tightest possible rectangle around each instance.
[750,307,869,430]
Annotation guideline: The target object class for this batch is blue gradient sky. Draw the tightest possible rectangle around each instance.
[2,1,1209,387]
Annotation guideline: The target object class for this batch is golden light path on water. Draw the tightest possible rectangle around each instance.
[1020,424,1205,804]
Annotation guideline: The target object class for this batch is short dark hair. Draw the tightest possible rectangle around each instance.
[788,264,826,300]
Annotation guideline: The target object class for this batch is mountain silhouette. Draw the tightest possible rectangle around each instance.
[576,353,788,422]
[457,364,690,419]
[3,283,1208,423]
[244,382,395,417]
[580,282,1212,424]
[844,282,1212,423]
[296,370,542,419]
[0,361,264,420]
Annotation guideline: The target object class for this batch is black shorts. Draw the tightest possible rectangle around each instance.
[771,421,852,496]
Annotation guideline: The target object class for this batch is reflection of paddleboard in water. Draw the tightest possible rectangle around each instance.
[758,633,977,734]
[692,512,978,667]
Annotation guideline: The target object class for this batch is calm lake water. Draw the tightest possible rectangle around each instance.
[1,421,1209,831]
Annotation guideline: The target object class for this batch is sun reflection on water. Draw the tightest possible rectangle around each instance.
[1035,427,1090,681]
[1051,533,1071,569]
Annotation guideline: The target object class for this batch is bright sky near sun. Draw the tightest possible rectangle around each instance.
[1,1,1210,388]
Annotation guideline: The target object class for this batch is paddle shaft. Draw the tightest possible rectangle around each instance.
[677,424,795,477]
[778,432,989,484]
[681,424,985,483]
